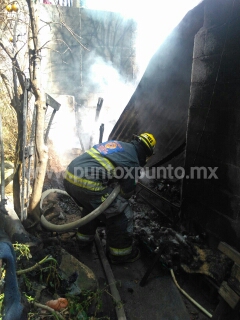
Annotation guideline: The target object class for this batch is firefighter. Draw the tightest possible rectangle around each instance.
[63,133,156,264]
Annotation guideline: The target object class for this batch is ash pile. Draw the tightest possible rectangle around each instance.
[131,179,232,285]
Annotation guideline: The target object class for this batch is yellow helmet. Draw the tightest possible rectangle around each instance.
[134,132,156,156]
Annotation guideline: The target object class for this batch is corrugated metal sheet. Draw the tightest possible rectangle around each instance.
[109,3,204,169]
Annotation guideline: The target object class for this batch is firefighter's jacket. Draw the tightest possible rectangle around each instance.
[65,140,142,197]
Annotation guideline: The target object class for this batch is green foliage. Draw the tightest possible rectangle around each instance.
[0,293,4,319]
[41,258,62,291]
[22,273,32,292]
[13,242,32,261]
[66,288,112,320]
[25,294,35,303]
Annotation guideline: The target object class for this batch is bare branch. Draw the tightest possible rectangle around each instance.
[33,302,65,320]
[37,39,52,51]
[26,0,38,51]
[61,21,89,50]
[13,41,27,60]
[54,4,89,51]
[0,73,13,101]
[12,57,26,92]
[0,41,14,60]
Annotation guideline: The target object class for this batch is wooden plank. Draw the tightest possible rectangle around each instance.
[219,281,240,310]
[228,264,240,299]
[218,242,240,265]
[228,277,240,297]
[212,297,240,320]
[231,263,240,281]
[45,93,61,111]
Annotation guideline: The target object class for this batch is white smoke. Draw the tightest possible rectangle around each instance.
[78,56,137,147]
[48,0,202,163]
[85,0,202,78]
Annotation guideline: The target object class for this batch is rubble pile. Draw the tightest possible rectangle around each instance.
[152,179,181,207]
[40,175,233,286]
[131,193,232,285]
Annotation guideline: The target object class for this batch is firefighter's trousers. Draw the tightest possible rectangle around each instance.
[63,179,134,256]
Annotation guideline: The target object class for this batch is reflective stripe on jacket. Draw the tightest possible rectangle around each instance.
[66,141,140,194]
[65,148,116,191]
[86,148,116,178]
[65,170,106,191]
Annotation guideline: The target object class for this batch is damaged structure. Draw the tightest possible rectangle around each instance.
[38,0,240,317]
[1,0,240,319]
[110,0,240,252]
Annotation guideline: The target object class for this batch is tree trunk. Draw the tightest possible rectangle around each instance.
[27,0,48,221]
[0,1,49,222]
[28,98,48,220]
[13,163,21,215]
[13,107,24,215]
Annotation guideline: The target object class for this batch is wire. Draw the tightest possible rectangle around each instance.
[170,268,212,318]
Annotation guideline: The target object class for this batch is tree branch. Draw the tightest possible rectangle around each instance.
[0,73,13,101]
[33,302,65,320]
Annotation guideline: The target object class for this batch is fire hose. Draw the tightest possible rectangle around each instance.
[40,184,120,232]
[40,184,127,320]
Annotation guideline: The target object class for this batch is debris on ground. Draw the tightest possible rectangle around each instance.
[1,168,230,319]
[131,193,232,285]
